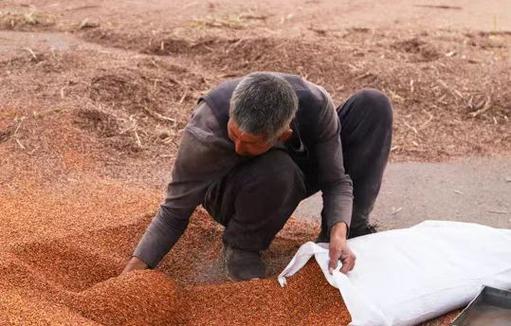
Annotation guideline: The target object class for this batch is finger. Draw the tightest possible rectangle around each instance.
[350,255,356,271]
[328,251,340,274]
[328,258,338,274]
[340,260,350,274]
[339,254,351,273]
[340,254,355,274]
[346,258,354,273]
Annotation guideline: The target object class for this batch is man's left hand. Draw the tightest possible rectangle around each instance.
[328,222,356,274]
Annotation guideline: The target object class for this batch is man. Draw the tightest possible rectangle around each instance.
[122,72,393,281]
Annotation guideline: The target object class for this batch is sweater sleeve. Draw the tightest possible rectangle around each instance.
[314,88,354,232]
[133,102,239,267]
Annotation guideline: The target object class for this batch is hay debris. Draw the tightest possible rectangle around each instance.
[0,9,55,30]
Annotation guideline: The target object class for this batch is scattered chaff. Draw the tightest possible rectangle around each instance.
[387,89,405,103]
[467,58,482,64]
[65,5,101,12]
[143,106,176,124]
[453,89,464,98]
[201,18,243,30]
[133,129,142,148]
[0,116,26,146]
[391,207,403,215]
[190,12,268,30]
[487,209,508,215]
[437,79,463,99]
[418,110,434,130]
[13,118,24,135]
[128,115,143,148]
[32,107,66,118]
[79,18,99,30]
[347,27,370,33]
[437,94,447,105]
[469,95,492,118]
[414,5,462,10]
[346,63,362,72]
[158,154,175,158]
[178,89,188,104]
[24,47,38,61]
[0,10,55,29]
[279,13,295,24]
[23,11,39,24]
[354,72,377,81]
[466,95,474,109]
[308,26,328,36]
[13,117,26,150]
[238,13,271,21]
[15,138,25,149]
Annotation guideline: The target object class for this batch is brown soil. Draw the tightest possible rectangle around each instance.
[1,0,509,325]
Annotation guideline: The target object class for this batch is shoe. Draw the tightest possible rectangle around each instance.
[223,245,266,281]
[348,223,378,239]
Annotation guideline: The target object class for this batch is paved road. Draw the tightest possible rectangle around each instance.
[294,156,511,230]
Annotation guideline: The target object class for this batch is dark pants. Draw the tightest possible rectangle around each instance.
[203,89,393,251]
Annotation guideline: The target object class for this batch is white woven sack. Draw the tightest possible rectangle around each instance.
[278,221,511,326]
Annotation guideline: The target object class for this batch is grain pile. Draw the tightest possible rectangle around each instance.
[0,200,351,325]
[70,271,180,325]
[181,262,351,325]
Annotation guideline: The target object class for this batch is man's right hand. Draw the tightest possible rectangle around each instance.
[328,222,356,274]
[121,256,148,275]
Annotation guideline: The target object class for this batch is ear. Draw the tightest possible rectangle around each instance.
[277,128,293,142]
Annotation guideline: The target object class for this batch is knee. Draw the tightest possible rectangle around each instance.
[252,150,301,180]
[242,150,305,191]
[355,88,393,127]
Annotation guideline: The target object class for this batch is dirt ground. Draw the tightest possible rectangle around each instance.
[0,0,510,325]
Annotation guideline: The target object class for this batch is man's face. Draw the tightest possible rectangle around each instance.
[227,119,273,157]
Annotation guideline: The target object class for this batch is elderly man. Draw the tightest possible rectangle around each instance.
[122,72,393,281]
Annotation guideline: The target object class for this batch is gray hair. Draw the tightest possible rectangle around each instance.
[230,72,298,141]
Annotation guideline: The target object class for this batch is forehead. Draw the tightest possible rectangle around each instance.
[228,119,267,143]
